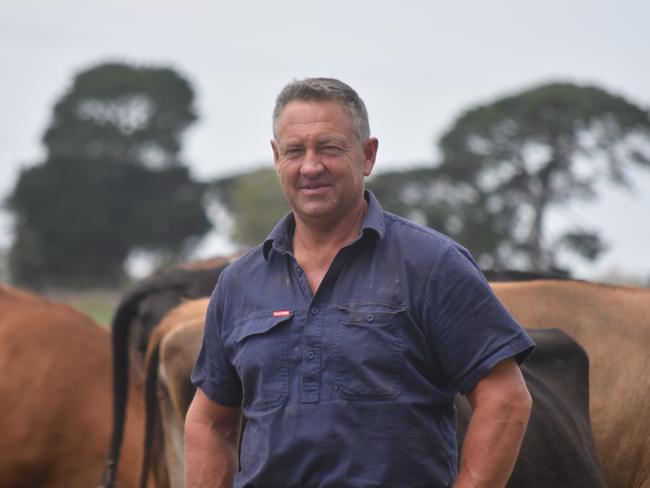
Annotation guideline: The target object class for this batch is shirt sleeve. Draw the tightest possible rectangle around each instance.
[424,244,535,394]
[191,280,243,406]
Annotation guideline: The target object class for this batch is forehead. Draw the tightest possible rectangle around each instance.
[275,100,355,141]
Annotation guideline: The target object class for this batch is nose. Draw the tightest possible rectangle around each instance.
[300,149,324,177]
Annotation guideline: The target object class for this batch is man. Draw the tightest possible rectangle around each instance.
[186,78,534,488]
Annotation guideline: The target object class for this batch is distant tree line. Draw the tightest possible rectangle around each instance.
[8,63,210,288]
[6,62,650,288]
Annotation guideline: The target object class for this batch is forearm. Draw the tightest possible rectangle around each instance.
[454,391,531,488]
[185,402,241,488]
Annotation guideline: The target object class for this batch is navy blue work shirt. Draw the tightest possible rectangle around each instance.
[192,191,534,488]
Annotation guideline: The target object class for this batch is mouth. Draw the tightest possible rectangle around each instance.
[299,181,330,192]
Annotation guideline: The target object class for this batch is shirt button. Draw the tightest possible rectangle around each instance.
[307,351,315,359]
[310,307,319,315]
[366,314,374,322]
[296,267,303,276]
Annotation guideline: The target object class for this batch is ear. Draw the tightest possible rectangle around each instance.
[271,139,280,173]
[362,137,379,177]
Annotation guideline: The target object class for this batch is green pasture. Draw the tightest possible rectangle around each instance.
[46,288,123,328]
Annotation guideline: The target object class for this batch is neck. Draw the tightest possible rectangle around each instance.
[291,196,368,296]
[293,196,368,256]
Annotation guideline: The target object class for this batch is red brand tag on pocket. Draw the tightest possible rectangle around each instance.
[273,310,291,317]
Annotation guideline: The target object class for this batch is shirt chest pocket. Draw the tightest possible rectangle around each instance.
[334,303,406,400]
[234,312,292,410]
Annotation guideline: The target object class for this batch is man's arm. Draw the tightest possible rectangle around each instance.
[454,358,532,488]
[185,388,242,488]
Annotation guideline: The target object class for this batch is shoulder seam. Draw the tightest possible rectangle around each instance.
[383,211,455,245]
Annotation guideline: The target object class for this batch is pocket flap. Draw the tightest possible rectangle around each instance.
[337,302,407,324]
[236,311,294,342]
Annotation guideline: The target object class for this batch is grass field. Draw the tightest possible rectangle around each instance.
[44,288,124,328]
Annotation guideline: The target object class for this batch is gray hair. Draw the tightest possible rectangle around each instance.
[272,78,370,142]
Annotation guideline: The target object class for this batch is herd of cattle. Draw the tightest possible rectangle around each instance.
[1,257,649,487]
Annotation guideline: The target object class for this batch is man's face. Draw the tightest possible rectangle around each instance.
[271,100,377,225]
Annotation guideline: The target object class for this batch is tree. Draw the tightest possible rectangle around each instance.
[374,82,650,271]
[43,62,197,167]
[210,167,288,247]
[8,62,210,288]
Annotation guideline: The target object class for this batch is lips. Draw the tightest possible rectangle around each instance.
[299,181,330,191]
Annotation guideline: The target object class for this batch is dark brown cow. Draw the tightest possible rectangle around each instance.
[492,279,650,488]
[0,284,147,488]
[458,328,604,487]
[140,298,605,488]
[117,256,233,357]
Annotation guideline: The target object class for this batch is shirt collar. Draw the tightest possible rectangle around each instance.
[262,190,386,261]
[263,210,295,260]
[361,190,386,242]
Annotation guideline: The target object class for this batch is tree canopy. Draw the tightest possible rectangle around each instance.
[372,82,650,271]
[43,62,197,167]
[8,62,210,288]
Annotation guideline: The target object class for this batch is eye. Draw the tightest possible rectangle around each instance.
[321,145,343,155]
[283,147,303,158]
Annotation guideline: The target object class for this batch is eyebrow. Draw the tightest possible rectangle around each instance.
[280,134,349,151]
[281,141,303,151]
[317,135,348,146]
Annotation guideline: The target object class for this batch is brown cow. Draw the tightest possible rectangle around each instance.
[140,298,209,488]
[140,298,606,488]
[492,279,650,488]
[0,284,147,488]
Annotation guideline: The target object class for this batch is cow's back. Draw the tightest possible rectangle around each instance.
[0,285,145,488]
[492,280,650,488]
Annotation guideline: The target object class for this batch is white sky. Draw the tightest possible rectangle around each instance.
[1,0,649,282]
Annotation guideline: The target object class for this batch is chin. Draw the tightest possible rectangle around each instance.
[296,203,335,219]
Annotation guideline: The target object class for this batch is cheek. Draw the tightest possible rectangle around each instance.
[277,169,296,192]
[277,173,288,189]
[276,163,292,181]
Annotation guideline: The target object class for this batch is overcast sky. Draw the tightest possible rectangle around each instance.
[2,0,649,281]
